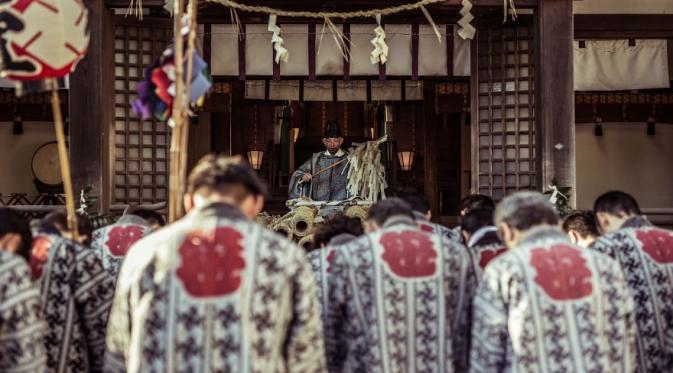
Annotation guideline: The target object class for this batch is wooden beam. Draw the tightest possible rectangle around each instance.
[536,0,575,202]
[69,0,115,212]
[575,14,673,39]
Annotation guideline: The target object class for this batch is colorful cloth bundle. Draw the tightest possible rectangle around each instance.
[132,47,212,123]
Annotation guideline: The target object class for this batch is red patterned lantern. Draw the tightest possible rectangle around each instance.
[0,0,89,81]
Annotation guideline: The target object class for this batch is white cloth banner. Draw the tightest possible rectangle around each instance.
[207,23,470,77]
[574,39,670,91]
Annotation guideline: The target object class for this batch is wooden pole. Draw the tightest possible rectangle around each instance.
[50,87,79,239]
[168,0,185,223]
[176,0,198,218]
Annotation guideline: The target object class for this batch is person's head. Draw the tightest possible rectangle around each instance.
[593,191,641,234]
[395,187,431,219]
[0,208,32,260]
[495,191,559,249]
[460,208,495,244]
[313,214,364,248]
[185,154,267,219]
[563,211,599,248]
[365,198,415,232]
[41,211,92,246]
[458,194,495,217]
[130,209,166,229]
[322,120,343,155]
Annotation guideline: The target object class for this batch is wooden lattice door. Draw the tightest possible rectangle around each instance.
[472,20,537,200]
[112,19,172,205]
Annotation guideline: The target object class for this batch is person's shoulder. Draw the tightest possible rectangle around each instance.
[0,250,27,270]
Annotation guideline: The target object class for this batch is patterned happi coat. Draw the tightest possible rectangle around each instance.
[0,251,47,372]
[413,211,463,244]
[30,234,116,373]
[471,227,638,373]
[91,214,152,278]
[591,216,673,372]
[289,150,349,201]
[466,226,507,280]
[307,233,358,324]
[104,203,326,373]
[325,216,476,373]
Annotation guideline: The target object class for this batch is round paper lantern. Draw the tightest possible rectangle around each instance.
[0,0,89,81]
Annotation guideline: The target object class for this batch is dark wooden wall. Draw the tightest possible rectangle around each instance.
[207,81,466,217]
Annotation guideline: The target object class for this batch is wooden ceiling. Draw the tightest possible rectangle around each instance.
[104,0,540,23]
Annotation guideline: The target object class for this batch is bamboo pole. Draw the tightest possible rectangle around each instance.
[175,0,199,218]
[168,0,185,223]
[50,87,79,239]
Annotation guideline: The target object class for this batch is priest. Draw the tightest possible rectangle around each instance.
[289,120,349,201]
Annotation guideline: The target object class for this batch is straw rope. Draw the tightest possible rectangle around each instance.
[204,0,446,19]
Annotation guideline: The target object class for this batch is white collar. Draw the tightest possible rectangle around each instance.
[324,149,345,157]
[468,226,498,247]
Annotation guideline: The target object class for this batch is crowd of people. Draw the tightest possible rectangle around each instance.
[0,153,671,372]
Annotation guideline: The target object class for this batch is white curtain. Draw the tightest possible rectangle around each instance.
[574,39,670,91]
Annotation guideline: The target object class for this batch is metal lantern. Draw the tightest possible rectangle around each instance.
[247,150,264,170]
[397,151,414,171]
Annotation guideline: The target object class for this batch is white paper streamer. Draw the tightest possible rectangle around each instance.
[458,0,475,40]
[548,185,568,205]
[370,14,388,65]
[268,15,289,64]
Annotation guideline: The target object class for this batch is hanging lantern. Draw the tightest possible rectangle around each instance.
[247,150,264,170]
[0,0,89,82]
[397,151,414,171]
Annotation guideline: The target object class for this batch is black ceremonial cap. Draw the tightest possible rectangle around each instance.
[324,120,341,138]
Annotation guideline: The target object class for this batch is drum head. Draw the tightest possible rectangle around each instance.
[32,142,62,186]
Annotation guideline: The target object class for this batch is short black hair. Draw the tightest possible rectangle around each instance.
[0,208,32,261]
[313,214,363,248]
[460,208,495,235]
[394,187,430,214]
[131,209,166,227]
[188,154,268,202]
[563,211,599,238]
[594,191,641,218]
[42,211,92,242]
[366,198,415,226]
[458,194,495,216]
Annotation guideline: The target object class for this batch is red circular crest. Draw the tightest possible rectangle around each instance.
[105,225,146,257]
[478,246,507,269]
[176,227,246,298]
[30,234,51,279]
[530,244,593,301]
[636,229,673,264]
[380,230,437,278]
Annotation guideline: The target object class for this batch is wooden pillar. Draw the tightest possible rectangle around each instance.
[537,0,575,202]
[69,1,114,212]
[423,81,439,220]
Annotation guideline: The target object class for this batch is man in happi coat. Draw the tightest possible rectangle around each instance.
[90,213,152,278]
[105,155,326,373]
[563,211,600,248]
[470,191,637,373]
[396,187,462,243]
[591,191,673,372]
[308,214,364,322]
[289,120,349,201]
[453,194,496,244]
[325,198,475,372]
[0,209,47,372]
[30,218,116,373]
[460,208,506,280]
